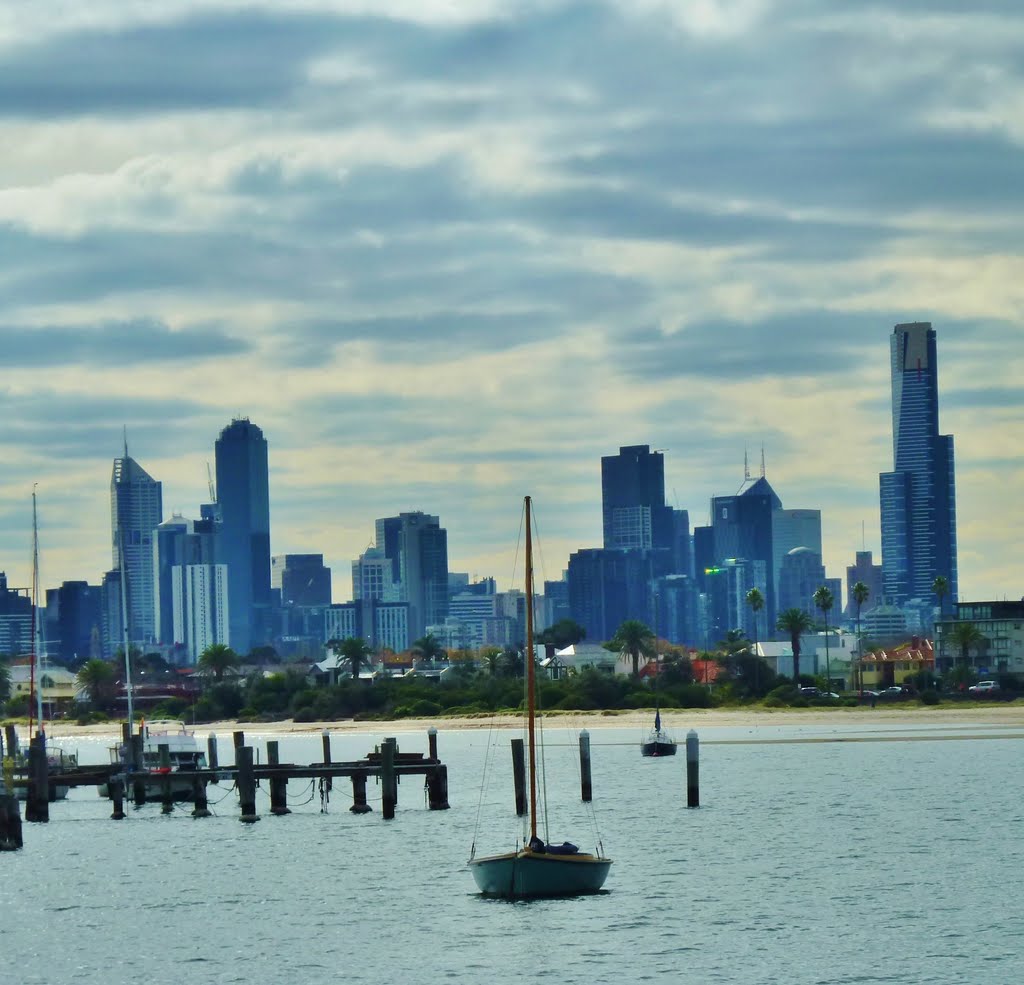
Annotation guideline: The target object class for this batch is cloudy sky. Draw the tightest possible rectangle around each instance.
[1,0,1021,607]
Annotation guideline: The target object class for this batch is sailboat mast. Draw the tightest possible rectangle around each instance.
[524,496,538,842]
[118,528,135,726]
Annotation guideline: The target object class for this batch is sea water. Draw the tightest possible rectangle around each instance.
[2,720,1022,985]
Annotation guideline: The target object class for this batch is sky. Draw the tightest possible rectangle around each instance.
[1,0,1021,606]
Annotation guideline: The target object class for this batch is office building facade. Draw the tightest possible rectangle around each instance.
[879,323,958,607]
[215,419,271,654]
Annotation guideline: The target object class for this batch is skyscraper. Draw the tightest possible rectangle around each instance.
[215,418,271,654]
[111,450,163,646]
[601,445,675,551]
[879,323,958,606]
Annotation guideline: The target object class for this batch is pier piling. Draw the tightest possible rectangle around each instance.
[426,764,450,810]
[686,730,700,808]
[110,778,126,820]
[207,734,219,779]
[237,746,259,823]
[158,743,174,814]
[427,726,438,761]
[511,738,527,816]
[191,775,211,817]
[25,735,49,823]
[267,741,290,815]
[3,725,18,761]
[381,738,397,820]
[350,772,372,813]
[579,730,593,802]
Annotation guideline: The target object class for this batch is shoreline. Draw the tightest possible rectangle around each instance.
[25,702,1024,739]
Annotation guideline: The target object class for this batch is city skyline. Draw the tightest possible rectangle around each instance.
[1,2,1021,603]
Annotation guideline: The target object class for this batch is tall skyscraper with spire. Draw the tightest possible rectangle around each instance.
[215,418,271,654]
[879,322,958,606]
[111,443,163,646]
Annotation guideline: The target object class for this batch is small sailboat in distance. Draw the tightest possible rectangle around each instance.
[468,496,612,899]
[641,647,677,757]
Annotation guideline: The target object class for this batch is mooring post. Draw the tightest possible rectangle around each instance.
[207,733,219,784]
[158,743,173,814]
[266,740,290,816]
[381,738,397,820]
[120,722,133,763]
[130,733,146,805]
[237,745,259,823]
[110,778,126,820]
[579,730,593,803]
[191,774,210,817]
[233,731,245,759]
[511,737,527,816]
[25,734,49,823]
[322,730,332,765]
[350,772,372,813]
[686,730,700,808]
[426,764,450,810]
[427,726,438,761]
[3,725,18,762]
[0,785,23,850]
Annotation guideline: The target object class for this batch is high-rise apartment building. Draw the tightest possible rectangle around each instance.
[373,512,449,641]
[272,554,331,607]
[111,451,162,646]
[772,509,822,603]
[879,323,958,606]
[845,550,883,618]
[215,419,271,654]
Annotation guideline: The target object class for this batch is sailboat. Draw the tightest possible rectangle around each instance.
[468,496,612,899]
[641,648,677,757]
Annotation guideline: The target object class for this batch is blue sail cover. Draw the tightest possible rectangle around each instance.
[654,709,661,731]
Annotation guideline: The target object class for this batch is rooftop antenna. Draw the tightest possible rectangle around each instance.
[760,444,766,478]
[744,448,751,481]
[207,462,217,504]
[123,425,129,460]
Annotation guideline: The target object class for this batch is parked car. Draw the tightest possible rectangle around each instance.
[798,686,820,697]
[881,686,909,696]
[859,689,880,698]
[968,680,1000,693]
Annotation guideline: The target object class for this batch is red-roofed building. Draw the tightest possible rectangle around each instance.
[856,637,934,690]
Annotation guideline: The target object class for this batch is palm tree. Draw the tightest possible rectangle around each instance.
[777,608,814,684]
[0,660,11,704]
[717,629,750,655]
[947,622,985,670]
[851,581,870,690]
[813,586,835,694]
[75,658,117,713]
[197,643,241,682]
[411,634,446,665]
[329,637,374,682]
[609,619,656,677]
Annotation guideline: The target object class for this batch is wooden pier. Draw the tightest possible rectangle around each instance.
[7,725,450,834]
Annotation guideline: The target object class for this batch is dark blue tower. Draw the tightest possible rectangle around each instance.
[215,419,271,654]
[879,323,958,607]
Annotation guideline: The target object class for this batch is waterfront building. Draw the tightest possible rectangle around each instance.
[215,418,271,654]
[879,323,958,607]
[111,450,163,646]
[352,546,398,603]
[934,600,1024,676]
[860,600,908,641]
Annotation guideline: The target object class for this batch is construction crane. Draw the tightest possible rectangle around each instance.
[207,462,216,503]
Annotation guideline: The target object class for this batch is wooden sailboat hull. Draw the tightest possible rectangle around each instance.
[469,849,612,899]
[641,731,677,757]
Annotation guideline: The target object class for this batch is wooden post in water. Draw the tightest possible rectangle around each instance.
[426,764,450,810]
[0,780,22,851]
[579,730,593,803]
[110,778,126,820]
[191,775,210,818]
[266,740,290,816]
[236,745,259,823]
[427,726,438,761]
[321,730,333,798]
[158,743,173,814]
[233,731,245,758]
[207,734,219,781]
[686,730,700,808]
[380,738,397,820]
[25,734,49,823]
[130,733,146,805]
[511,737,527,817]
[4,725,18,761]
[120,722,133,763]
[350,772,372,813]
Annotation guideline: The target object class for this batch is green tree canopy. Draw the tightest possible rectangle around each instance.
[947,622,985,664]
[197,643,242,682]
[75,658,117,713]
[536,619,587,649]
[0,660,10,704]
[777,608,814,683]
[608,619,656,677]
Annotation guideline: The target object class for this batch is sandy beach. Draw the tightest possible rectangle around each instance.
[30,702,1024,739]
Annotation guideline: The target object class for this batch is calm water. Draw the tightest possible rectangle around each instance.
[3,719,1023,985]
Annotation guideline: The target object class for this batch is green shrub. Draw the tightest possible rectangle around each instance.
[918,690,940,705]
[762,695,785,708]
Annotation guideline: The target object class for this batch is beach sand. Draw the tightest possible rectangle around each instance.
[31,702,1024,740]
